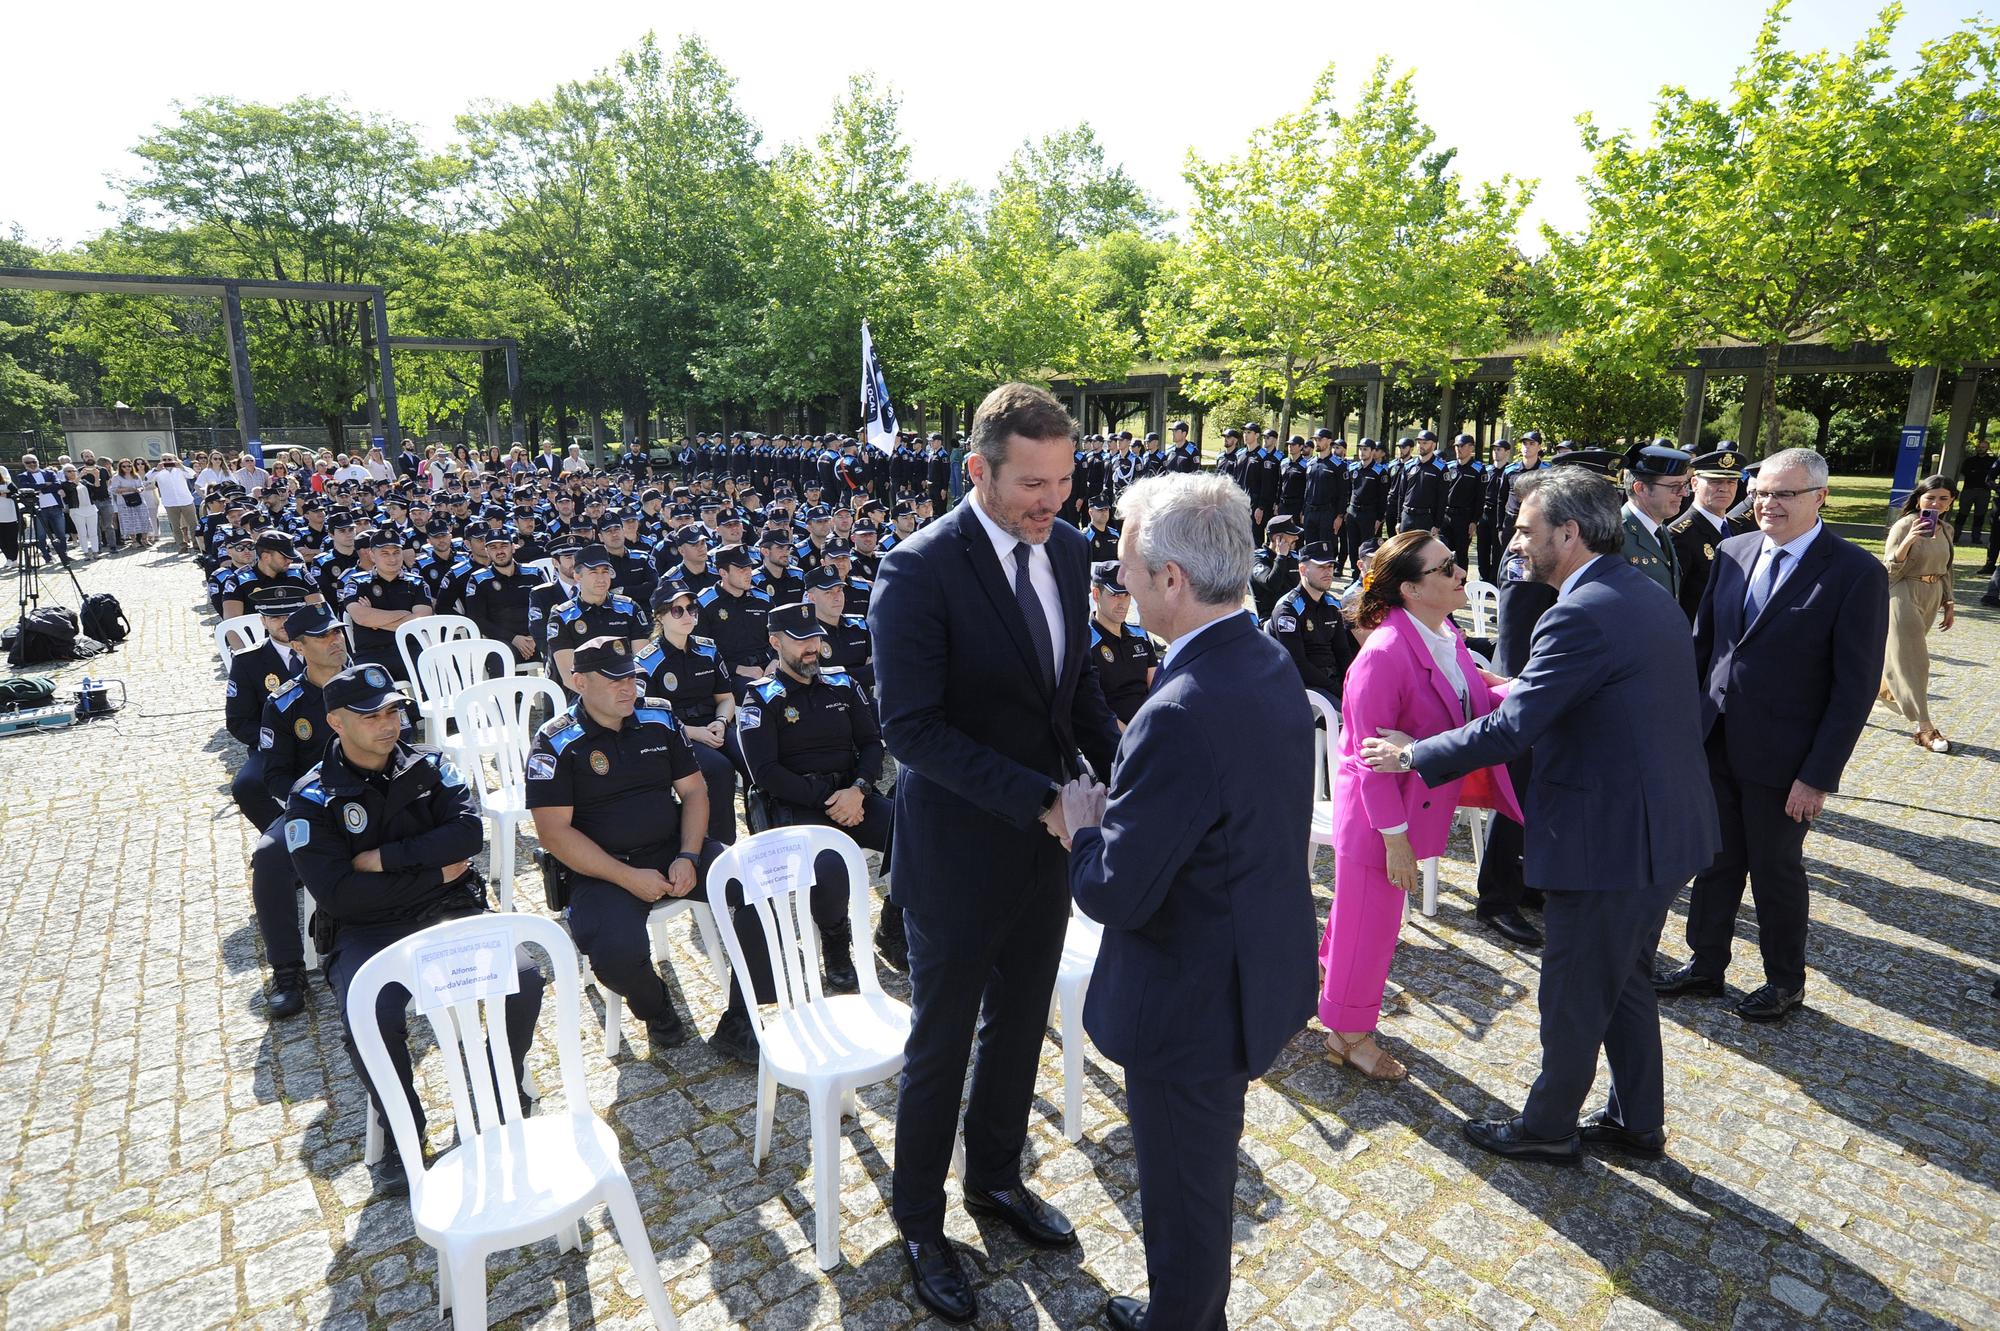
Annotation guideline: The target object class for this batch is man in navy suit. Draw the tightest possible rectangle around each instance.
[1364,467,1719,1163]
[870,382,1123,1324]
[1054,474,1317,1331]
[1659,448,1887,1022]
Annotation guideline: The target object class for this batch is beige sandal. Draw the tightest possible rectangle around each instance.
[1323,1030,1408,1081]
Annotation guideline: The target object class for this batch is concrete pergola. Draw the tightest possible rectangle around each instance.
[0,266,523,451]
[1053,341,1992,477]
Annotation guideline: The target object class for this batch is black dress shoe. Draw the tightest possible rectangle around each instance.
[370,1137,409,1196]
[1652,961,1725,997]
[646,1010,690,1053]
[874,908,909,971]
[820,923,859,995]
[1463,1116,1581,1164]
[1106,1294,1148,1330]
[1478,909,1543,947]
[1579,1108,1666,1158]
[964,1182,1080,1248]
[1735,984,1804,1022]
[266,967,307,1019]
[707,1008,759,1064]
[902,1236,977,1325]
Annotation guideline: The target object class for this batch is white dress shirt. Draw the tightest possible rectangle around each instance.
[1408,612,1469,714]
[1161,608,1249,675]
[1745,521,1822,608]
[152,465,195,508]
[969,488,1067,681]
[1559,554,1602,600]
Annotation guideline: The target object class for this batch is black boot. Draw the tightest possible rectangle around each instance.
[267,966,307,1020]
[821,922,859,995]
[874,903,909,971]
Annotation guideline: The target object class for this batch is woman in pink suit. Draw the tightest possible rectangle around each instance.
[1319,531,1521,1079]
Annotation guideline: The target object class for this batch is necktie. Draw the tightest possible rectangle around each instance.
[1012,542,1056,691]
[1745,548,1787,623]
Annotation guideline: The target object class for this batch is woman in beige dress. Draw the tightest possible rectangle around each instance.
[1881,475,1957,752]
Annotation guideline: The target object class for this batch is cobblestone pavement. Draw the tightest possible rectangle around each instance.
[1,544,1994,1331]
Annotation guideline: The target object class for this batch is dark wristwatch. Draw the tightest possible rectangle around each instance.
[672,851,700,866]
[1038,783,1061,815]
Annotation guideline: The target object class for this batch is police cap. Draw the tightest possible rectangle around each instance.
[1299,542,1338,565]
[1623,441,1693,478]
[1170,421,1189,432]
[805,565,845,592]
[574,543,612,569]
[1087,493,1111,510]
[323,663,403,715]
[822,538,854,557]
[572,636,638,679]
[424,517,453,536]
[255,531,297,557]
[714,543,755,570]
[1549,448,1620,476]
[1266,516,1303,537]
[757,527,793,548]
[768,602,827,639]
[284,603,341,639]
[1089,560,1127,592]
[252,585,308,616]
[1693,446,1746,478]
[1314,427,1335,440]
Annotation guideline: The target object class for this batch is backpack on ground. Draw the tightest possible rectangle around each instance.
[80,593,129,644]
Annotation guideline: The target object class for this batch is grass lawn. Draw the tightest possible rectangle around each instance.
[1826,474,1895,527]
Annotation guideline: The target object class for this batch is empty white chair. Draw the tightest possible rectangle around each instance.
[523,557,555,583]
[415,639,512,750]
[710,827,910,1271]
[1464,580,1498,639]
[597,900,731,1057]
[1306,690,1340,857]
[450,676,567,913]
[396,614,479,690]
[215,613,268,670]
[345,913,678,1330]
[1050,906,1105,1141]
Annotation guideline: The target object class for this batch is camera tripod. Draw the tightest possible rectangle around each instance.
[11,518,86,634]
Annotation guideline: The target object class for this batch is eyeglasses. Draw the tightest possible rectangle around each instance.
[1643,479,1691,496]
[661,604,695,618]
[1750,486,1824,502]
[1422,556,1460,578]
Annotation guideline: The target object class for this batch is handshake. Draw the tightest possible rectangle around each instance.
[1038,774,1108,849]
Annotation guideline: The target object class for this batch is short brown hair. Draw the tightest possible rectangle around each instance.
[969,383,1075,473]
[1356,530,1440,630]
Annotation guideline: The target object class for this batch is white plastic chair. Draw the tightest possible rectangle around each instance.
[215,614,267,670]
[345,913,678,1330]
[597,899,732,1057]
[1050,907,1104,1141]
[523,558,555,583]
[1463,580,1498,639]
[1306,690,1340,857]
[710,827,911,1271]
[450,676,567,913]
[396,614,479,689]
[416,639,512,749]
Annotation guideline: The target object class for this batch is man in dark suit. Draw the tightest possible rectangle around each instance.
[1364,466,1719,1163]
[1659,448,1888,1022]
[870,382,1123,1324]
[1055,474,1317,1331]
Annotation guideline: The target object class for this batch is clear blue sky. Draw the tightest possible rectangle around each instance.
[4,0,1983,254]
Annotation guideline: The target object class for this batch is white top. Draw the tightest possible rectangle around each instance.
[1408,612,1468,709]
[969,487,1066,680]
[561,456,587,474]
[1559,554,1602,600]
[365,458,394,482]
[195,466,230,492]
[1746,521,1822,607]
[333,464,370,484]
[1161,607,1250,675]
[153,465,196,508]
[230,466,269,491]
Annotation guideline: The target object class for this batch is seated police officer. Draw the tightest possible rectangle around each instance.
[246,603,349,1017]
[546,543,648,694]
[286,663,545,1189]
[1088,561,1158,728]
[736,604,896,972]
[347,536,434,683]
[1269,541,1357,711]
[462,527,539,667]
[636,580,739,845]
[227,586,309,826]
[696,544,774,689]
[525,637,748,1058]
[805,564,876,696]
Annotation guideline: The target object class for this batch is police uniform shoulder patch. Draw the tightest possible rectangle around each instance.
[749,588,773,604]
[634,704,679,729]
[525,751,557,781]
[822,668,852,686]
[285,818,312,851]
[225,678,238,698]
[690,636,718,657]
[1272,612,1298,633]
[737,705,763,730]
[842,615,868,629]
[752,676,785,702]
[258,726,275,751]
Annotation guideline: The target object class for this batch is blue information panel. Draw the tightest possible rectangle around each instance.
[1890,425,1926,513]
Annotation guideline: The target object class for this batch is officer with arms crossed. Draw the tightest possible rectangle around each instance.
[526,637,740,1058]
[286,663,545,1191]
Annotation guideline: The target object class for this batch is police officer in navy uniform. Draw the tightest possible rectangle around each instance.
[1251,517,1303,621]
[656,525,721,594]
[347,535,434,683]
[806,565,876,695]
[525,636,746,1057]
[1243,430,1281,540]
[462,527,540,667]
[1302,428,1348,559]
[221,531,324,620]
[1618,440,1694,600]
[1398,431,1449,534]
[1278,435,1310,518]
[1478,438,1515,583]
[1345,438,1388,573]
[1083,494,1121,562]
[1441,433,1487,571]
[228,586,310,829]
[734,603,896,991]
[1166,421,1200,473]
[751,526,807,603]
[287,663,545,1189]
[1087,561,1157,727]
[546,543,649,692]
[245,603,347,1019]
[1267,542,1355,710]
[1665,446,1752,622]
[696,544,775,690]
[636,580,740,845]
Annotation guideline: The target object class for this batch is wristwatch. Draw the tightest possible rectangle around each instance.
[1397,747,1414,772]
[1039,783,1061,815]
[672,850,700,866]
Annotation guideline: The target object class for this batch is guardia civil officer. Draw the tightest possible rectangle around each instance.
[1618,441,1694,600]
[695,544,774,688]
[525,637,740,1058]
[1251,517,1303,621]
[734,603,895,992]
[1442,434,1487,571]
[545,543,648,692]
[347,536,434,682]
[1268,542,1355,710]
[245,603,347,1018]
[228,586,310,831]
[1087,561,1157,727]
[635,580,740,844]
[286,663,545,1190]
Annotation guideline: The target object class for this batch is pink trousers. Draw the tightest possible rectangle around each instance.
[1317,854,1403,1032]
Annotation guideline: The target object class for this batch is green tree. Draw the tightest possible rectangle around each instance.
[115,95,462,444]
[1504,346,1685,443]
[1148,61,1531,437]
[0,234,82,433]
[1056,231,1171,352]
[1549,2,2000,456]
[993,123,1164,245]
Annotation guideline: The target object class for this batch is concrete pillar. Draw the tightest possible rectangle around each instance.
[1149,383,1167,436]
[1071,391,1088,432]
[220,284,261,453]
[1738,369,1766,455]
[1437,381,1456,440]
[1324,385,1342,440]
[504,344,524,445]
[1939,370,1981,478]
[1678,367,1706,449]
[1363,376,1385,441]
[485,409,502,450]
[372,295,399,453]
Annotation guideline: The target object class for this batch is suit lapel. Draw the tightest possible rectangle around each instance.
[1742,529,1831,642]
[956,502,1054,701]
[1049,535,1084,688]
[1397,609,1464,723]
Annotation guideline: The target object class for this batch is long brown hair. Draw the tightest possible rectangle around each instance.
[1357,530,1440,630]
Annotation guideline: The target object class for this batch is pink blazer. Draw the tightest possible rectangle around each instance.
[1332,606,1522,866]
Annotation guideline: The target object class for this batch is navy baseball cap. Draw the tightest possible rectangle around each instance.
[1090,560,1128,592]
[575,543,612,569]
[572,636,638,679]
[804,565,844,592]
[757,527,792,548]
[323,663,403,714]
[1551,449,1619,476]
[284,604,340,639]
[649,578,695,612]
[768,603,827,639]
[255,532,297,557]
[714,543,755,570]
[1299,542,1338,565]
[1266,517,1303,537]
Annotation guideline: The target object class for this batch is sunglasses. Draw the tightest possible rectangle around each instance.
[1423,556,1461,578]
[660,604,695,618]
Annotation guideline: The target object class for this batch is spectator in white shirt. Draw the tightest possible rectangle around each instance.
[195,452,231,493]
[364,446,395,482]
[153,454,200,551]
[228,452,269,492]
[561,444,587,475]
